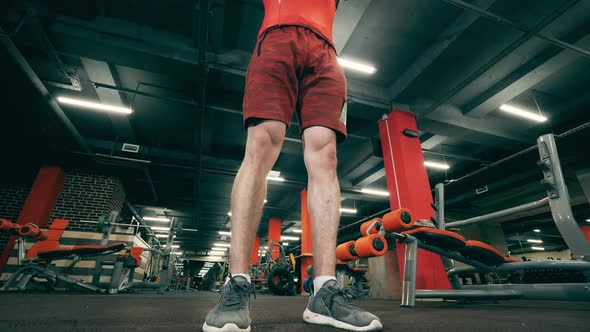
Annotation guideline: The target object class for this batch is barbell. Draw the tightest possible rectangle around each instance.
[78,216,182,234]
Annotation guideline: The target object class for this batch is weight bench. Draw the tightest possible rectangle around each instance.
[336,210,522,307]
[1,218,128,293]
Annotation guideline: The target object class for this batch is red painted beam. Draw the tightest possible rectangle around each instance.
[378,110,450,290]
[0,166,65,275]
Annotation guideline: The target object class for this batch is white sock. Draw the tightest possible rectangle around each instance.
[313,276,336,294]
[226,273,251,284]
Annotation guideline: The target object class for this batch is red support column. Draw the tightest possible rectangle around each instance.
[251,236,261,265]
[378,109,451,290]
[0,166,65,275]
[581,226,590,243]
[267,218,282,260]
[300,189,313,294]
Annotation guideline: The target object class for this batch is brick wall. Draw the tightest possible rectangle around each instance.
[0,184,30,248]
[50,171,126,231]
[0,170,126,234]
[0,184,30,222]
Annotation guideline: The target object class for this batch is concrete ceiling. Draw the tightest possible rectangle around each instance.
[2,0,590,258]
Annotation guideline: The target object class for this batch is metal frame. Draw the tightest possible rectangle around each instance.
[391,134,590,307]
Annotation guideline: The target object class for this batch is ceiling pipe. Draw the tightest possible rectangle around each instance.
[91,81,371,141]
[442,0,590,59]
[195,0,210,226]
[0,27,91,154]
[422,0,582,118]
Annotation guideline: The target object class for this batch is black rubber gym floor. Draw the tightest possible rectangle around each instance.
[0,292,588,331]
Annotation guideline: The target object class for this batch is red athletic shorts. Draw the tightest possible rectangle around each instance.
[243,26,348,143]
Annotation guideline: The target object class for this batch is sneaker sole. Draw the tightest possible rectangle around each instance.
[202,322,251,332]
[303,308,383,331]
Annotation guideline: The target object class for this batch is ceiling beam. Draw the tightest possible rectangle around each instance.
[414,103,536,146]
[80,58,136,141]
[0,27,91,154]
[419,0,583,119]
[409,1,483,152]
[333,0,372,54]
[49,16,391,110]
[421,134,448,150]
[388,0,496,99]
[80,137,388,203]
[463,32,590,118]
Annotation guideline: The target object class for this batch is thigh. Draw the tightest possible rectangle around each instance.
[243,27,302,129]
[298,37,347,143]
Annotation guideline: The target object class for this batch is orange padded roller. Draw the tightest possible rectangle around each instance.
[360,218,382,236]
[354,233,388,258]
[381,208,413,232]
[336,241,359,262]
[18,223,46,240]
[0,219,16,231]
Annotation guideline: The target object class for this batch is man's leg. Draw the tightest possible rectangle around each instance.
[203,120,285,332]
[302,127,340,284]
[230,120,286,275]
[301,127,382,331]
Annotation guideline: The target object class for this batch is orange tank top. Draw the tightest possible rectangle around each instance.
[259,0,337,47]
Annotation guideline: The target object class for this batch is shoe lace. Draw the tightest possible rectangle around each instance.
[326,286,364,309]
[220,274,256,309]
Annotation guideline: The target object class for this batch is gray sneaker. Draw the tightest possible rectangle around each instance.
[203,275,254,332]
[303,280,383,331]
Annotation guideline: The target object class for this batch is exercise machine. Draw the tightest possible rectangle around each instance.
[337,134,590,307]
[0,218,129,293]
[253,241,297,295]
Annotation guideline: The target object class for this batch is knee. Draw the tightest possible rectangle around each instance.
[305,141,338,177]
[245,127,282,163]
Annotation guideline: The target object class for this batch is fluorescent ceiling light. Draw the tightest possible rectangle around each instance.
[204,263,214,267]
[214,243,231,247]
[499,104,547,122]
[586,219,590,223]
[360,188,389,197]
[219,231,231,236]
[263,246,269,249]
[170,244,180,249]
[531,246,545,251]
[340,207,358,214]
[337,58,377,74]
[227,212,232,217]
[143,216,170,222]
[209,251,225,255]
[281,235,300,241]
[424,161,450,170]
[173,251,183,255]
[282,242,289,246]
[183,228,198,232]
[57,96,133,114]
[150,226,170,231]
[264,199,268,204]
[155,234,169,238]
[292,229,302,233]
[205,256,225,261]
[212,247,228,251]
[527,239,543,243]
[267,176,285,182]
[533,229,541,233]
